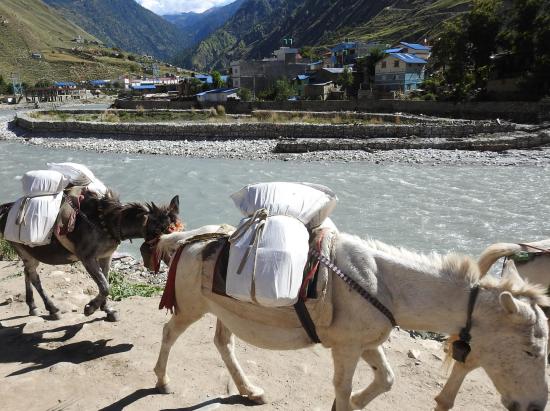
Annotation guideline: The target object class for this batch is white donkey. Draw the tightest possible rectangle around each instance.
[478,239,550,287]
[436,240,550,411]
[150,230,549,411]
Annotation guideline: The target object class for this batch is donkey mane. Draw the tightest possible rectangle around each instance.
[355,235,550,307]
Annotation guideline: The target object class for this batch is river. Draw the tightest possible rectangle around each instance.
[1,140,548,260]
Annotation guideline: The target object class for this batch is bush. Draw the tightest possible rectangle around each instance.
[237,87,252,101]
[215,105,226,116]
[108,271,163,301]
[0,239,17,261]
[135,105,145,116]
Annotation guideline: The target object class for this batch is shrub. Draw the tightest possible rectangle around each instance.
[136,105,145,116]
[0,239,17,261]
[108,271,163,301]
[215,105,226,116]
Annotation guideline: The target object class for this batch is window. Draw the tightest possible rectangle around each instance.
[394,74,399,80]
[234,68,239,75]
[381,61,386,69]
[394,60,400,68]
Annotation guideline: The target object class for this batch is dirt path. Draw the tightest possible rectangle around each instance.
[0,261,519,410]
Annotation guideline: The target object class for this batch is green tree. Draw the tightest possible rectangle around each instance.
[237,87,252,101]
[337,67,355,97]
[211,70,225,88]
[35,79,53,88]
[0,75,7,94]
[272,78,296,101]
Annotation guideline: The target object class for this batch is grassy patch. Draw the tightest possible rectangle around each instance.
[108,270,163,301]
[0,239,18,261]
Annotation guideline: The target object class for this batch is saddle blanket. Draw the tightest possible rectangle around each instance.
[3,170,67,246]
[226,182,338,307]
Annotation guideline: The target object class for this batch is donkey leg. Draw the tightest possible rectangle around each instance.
[98,256,118,322]
[331,345,362,411]
[18,248,60,318]
[350,346,395,409]
[434,362,471,411]
[154,311,201,394]
[214,319,266,404]
[80,258,109,317]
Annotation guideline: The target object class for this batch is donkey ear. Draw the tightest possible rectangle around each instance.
[501,260,525,285]
[500,291,520,315]
[169,195,179,214]
[151,202,159,212]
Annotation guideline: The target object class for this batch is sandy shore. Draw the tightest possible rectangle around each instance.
[0,259,514,411]
[2,118,550,165]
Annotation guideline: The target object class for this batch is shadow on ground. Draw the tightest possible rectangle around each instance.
[0,317,133,376]
[98,389,259,411]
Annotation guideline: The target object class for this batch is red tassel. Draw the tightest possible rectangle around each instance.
[159,245,185,313]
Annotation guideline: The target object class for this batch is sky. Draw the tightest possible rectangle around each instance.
[136,0,234,14]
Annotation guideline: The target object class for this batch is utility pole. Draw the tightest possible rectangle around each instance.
[10,73,23,102]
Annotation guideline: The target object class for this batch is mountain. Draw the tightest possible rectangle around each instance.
[42,0,185,62]
[187,0,471,71]
[163,0,245,48]
[0,0,149,84]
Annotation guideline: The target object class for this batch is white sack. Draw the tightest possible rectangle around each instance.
[22,170,67,196]
[4,170,66,246]
[47,162,107,196]
[230,182,337,228]
[226,215,309,307]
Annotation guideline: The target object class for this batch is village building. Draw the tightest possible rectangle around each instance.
[303,81,337,100]
[374,52,427,92]
[329,41,385,67]
[385,42,431,60]
[230,46,316,94]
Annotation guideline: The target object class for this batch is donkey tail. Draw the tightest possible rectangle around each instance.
[478,243,522,276]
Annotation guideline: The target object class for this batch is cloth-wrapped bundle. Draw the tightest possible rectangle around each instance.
[4,170,68,246]
[226,182,337,307]
[47,162,107,196]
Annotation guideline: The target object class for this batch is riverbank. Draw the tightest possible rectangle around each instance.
[2,120,550,165]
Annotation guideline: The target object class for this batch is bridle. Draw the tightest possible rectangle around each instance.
[452,285,480,363]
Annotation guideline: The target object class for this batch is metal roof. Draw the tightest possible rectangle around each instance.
[54,81,77,87]
[400,42,431,51]
[296,74,310,81]
[323,67,346,74]
[131,84,156,90]
[384,47,404,54]
[195,87,239,96]
[330,42,357,53]
[388,53,427,64]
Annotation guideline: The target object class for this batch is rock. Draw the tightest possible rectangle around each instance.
[408,349,421,360]
[3,295,14,304]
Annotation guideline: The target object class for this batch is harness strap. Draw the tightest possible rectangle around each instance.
[310,248,397,328]
[458,285,480,343]
[293,299,321,344]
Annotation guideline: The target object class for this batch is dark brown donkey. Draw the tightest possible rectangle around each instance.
[0,189,181,322]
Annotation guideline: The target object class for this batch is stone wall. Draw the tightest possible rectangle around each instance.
[16,112,514,141]
[113,98,545,123]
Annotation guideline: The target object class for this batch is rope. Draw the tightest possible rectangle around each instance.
[309,248,397,327]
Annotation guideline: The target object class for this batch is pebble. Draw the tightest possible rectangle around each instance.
[408,349,421,360]
[2,119,550,166]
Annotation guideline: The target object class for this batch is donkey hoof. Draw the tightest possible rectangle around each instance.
[248,390,267,405]
[105,311,120,322]
[29,308,40,316]
[48,311,62,321]
[84,304,96,316]
[156,384,173,394]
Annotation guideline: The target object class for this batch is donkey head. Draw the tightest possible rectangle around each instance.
[140,195,183,272]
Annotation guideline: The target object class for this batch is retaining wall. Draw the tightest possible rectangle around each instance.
[16,112,514,141]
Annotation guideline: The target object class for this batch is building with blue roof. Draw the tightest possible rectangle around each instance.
[385,41,432,60]
[375,52,428,92]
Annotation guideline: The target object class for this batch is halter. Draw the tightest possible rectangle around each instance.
[452,285,480,363]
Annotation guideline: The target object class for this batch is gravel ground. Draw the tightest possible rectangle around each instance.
[2,118,550,166]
